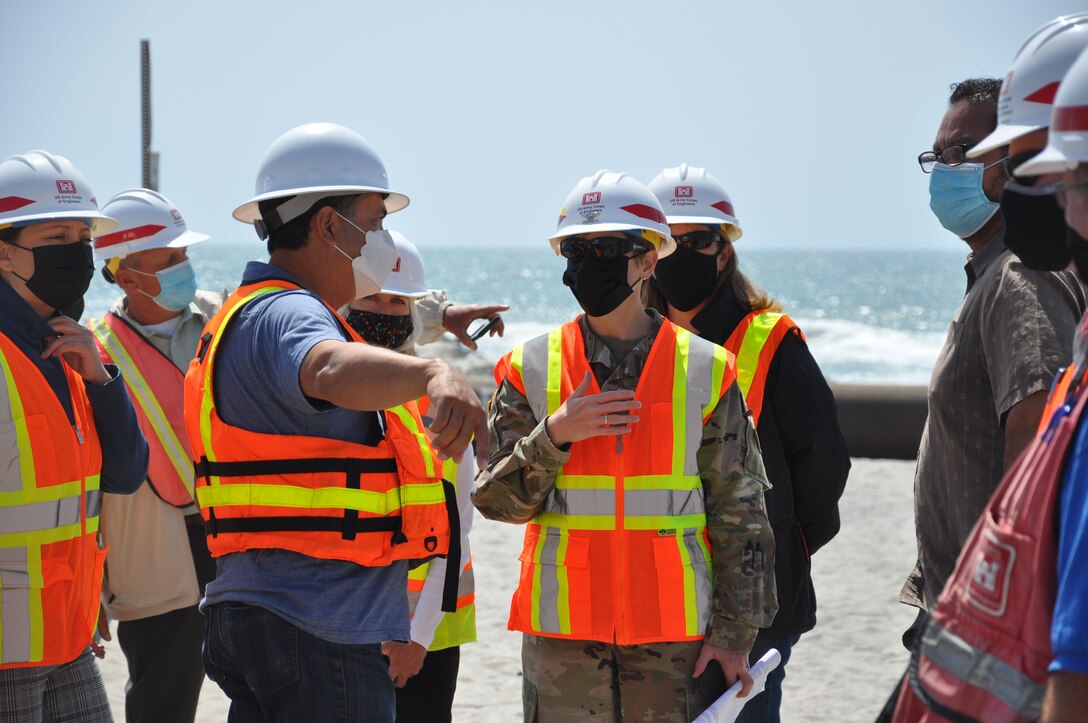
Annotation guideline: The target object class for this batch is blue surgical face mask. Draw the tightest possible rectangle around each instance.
[928,162,1002,239]
[134,258,198,311]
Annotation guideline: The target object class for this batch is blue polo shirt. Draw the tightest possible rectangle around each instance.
[200,261,409,645]
[1051,415,1088,675]
[0,281,147,494]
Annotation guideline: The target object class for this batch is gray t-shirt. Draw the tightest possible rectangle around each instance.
[200,261,409,645]
[903,234,1086,610]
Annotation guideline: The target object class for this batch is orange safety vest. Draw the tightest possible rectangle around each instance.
[0,332,105,668]
[183,280,452,568]
[498,318,735,645]
[407,398,477,650]
[723,311,803,426]
[89,312,194,508]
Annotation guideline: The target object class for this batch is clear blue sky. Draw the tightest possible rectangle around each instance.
[2,0,1083,251]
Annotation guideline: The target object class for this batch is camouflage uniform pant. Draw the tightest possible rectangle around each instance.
[522,634,716,722]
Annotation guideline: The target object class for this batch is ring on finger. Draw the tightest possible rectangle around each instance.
[603,415,609,425]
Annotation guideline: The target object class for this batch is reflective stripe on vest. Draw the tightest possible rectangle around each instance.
[919,618,1044,720]
[0,332,103,667]
[408,493,477,654]
[89,312,194,507]
[723,311,802,427]
[184,281,451,567]
[500,319,734,645]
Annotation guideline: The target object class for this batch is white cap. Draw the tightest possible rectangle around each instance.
[94,188,209,261]
[970,14,1088,157]
[233,123,409,233]
[379,231,429,298]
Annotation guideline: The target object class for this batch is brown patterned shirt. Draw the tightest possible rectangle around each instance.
[902,234,1086,610]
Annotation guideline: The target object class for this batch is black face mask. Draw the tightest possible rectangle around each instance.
[562,254,635,317]
[653,246,720,311]
[1068,225,1088,283]
[1001,183,1071,271]
[7,240,94,313]
[345,309,414,349]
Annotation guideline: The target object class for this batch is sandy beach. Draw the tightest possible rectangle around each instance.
[97,457,918,722]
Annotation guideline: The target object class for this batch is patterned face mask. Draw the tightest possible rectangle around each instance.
[345,308,414,349]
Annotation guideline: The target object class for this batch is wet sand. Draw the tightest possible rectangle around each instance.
[98,458,918,722]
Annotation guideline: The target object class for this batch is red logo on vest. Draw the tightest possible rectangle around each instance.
[965,531,1016,616]
[675,186,694,198]
[582,192,601,205]
[56,180,77,194]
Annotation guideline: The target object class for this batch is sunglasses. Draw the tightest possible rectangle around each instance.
[559,236,650,261]
[673,230,724,252]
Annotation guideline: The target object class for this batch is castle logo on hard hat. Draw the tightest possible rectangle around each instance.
[582,192,601,205]
[52,179,85,207]
[392,257,401,272]
[170,209,183,221]
[674,186,694,198]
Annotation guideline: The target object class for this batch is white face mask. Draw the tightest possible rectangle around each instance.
[334,213,398,300]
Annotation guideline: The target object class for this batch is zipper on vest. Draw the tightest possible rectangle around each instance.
[615,432,624,639]
[73,424,84,445]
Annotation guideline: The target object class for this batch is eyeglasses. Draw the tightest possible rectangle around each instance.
[1005,149,1043,185]
[918,143,975,173]
[559,236,650,261]
[673,230,724,252]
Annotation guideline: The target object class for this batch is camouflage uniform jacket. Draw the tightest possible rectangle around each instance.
[473,311,777,653]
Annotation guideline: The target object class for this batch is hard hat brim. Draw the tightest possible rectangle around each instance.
[1016,144,1076,176]
[378,284,430,298]
[92,229,210,262]
[2,210,119,237]
[232,186,410,224]
[968,122,1044,158]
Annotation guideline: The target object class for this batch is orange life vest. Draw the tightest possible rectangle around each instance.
[723,311,803,426]
[498,318,735,645]
[0,332,105,668]
[407,398,477,650]
[183,280,451,567]
[89,311,194,508]
[892,367,1088,723]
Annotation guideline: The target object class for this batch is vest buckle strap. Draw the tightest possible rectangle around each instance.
[211,515,404,535]
[193,456,399,480]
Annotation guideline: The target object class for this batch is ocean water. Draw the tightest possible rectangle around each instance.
[82,244,969,386]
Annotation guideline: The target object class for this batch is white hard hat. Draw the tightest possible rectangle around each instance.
[0,151,117,236]
[233,122,409,233]
[93,188,209,261]
[647,163,743,242]
[549,171,675,257]
[379,231,429,298]
[1016,47,1088,176]
[970,14,1088,158]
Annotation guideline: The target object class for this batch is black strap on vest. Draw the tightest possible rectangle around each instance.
[906,613,985,723]
[440,478,461,613]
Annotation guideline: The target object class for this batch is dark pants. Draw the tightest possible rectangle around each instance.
[733,633,800,723]
[394,646,460,723]
[116,516,217,723]
[203,602,395,723]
